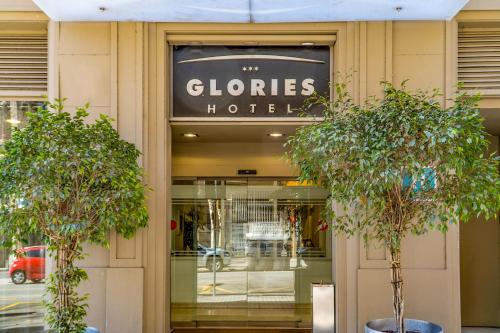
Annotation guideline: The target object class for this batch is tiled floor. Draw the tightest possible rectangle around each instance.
[172,325,500,333]
[462,328,500,333]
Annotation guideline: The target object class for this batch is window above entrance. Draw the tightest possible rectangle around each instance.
[33,0,469,22]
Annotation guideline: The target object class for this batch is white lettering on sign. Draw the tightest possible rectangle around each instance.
[187,79,204,96]
[284,79,296,96]
[210,79,222,96]
[228,104,238,114]
[203,103,296,115]
[268,104,275,113]
[227,79,245,96]
[301,78,315,96]
[271,79,278,96]
[186,78,316,97]
[251,79,266,96]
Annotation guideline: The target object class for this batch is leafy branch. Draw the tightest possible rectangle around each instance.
[0,99,149,333]
[286,82,499,333]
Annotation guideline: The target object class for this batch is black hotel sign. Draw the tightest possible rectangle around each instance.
[172,46,330,118]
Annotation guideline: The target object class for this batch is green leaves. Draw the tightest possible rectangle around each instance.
[0,99,149,332]
[0,99,148,246]
[291,82,499,333]
[286,82,500,247]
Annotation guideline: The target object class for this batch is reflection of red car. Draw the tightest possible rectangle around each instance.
[8,246,46,284]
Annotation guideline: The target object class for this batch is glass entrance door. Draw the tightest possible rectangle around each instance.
[170,178,332,327]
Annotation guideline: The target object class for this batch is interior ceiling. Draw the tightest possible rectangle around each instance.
[33,0,469,22]
[171,123,301,143]
[171,110,500,144]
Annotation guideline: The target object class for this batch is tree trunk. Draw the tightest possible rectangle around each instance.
[389,246,405,333]
[53,241,82,333]
[56,245,72,332]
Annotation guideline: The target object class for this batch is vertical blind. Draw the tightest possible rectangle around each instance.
[0,34,48,94]
[458,29,500,94]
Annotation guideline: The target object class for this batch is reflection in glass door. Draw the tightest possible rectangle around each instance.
[0,101,46,331]
[170,178,333,327]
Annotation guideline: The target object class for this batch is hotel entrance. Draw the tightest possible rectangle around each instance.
[167,41,335,330]
[169,125,334,329]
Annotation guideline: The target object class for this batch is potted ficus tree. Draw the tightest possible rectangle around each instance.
[0,100,149,333]
[286,82,500,333]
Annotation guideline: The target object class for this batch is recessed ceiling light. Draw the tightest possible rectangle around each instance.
[301,42,315,46]
[182,133,199,138]
[268,132,285,138]
[6,119,21,125]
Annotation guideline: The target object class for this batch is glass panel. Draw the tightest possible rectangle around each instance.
[0,101,46,332]
[171,178,333,327]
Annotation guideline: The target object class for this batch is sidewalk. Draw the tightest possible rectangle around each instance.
[0,270,9,286]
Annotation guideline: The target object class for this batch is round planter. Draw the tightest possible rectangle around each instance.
[85,328,100,333]
[365,318,443,333]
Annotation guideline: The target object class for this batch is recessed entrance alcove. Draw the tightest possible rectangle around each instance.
[169,124,335,330]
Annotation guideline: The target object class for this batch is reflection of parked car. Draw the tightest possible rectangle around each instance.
[296,239,326,257]
[8,245,46,284]
[197,244,231,272]
[297,247,326,257]
[245,240,288,257]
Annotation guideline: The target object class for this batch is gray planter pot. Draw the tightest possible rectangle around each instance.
[365,318,443,333]
[85,328,100,333]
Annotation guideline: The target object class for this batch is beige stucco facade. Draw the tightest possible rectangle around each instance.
[0,1,499,332]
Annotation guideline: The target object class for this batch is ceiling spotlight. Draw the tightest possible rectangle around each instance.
[268,132,285,138]
[395,6,403,12]
[301,42,315,46]
[6,118,21,125]
[98,6,106,12]
[182,133,199,138]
